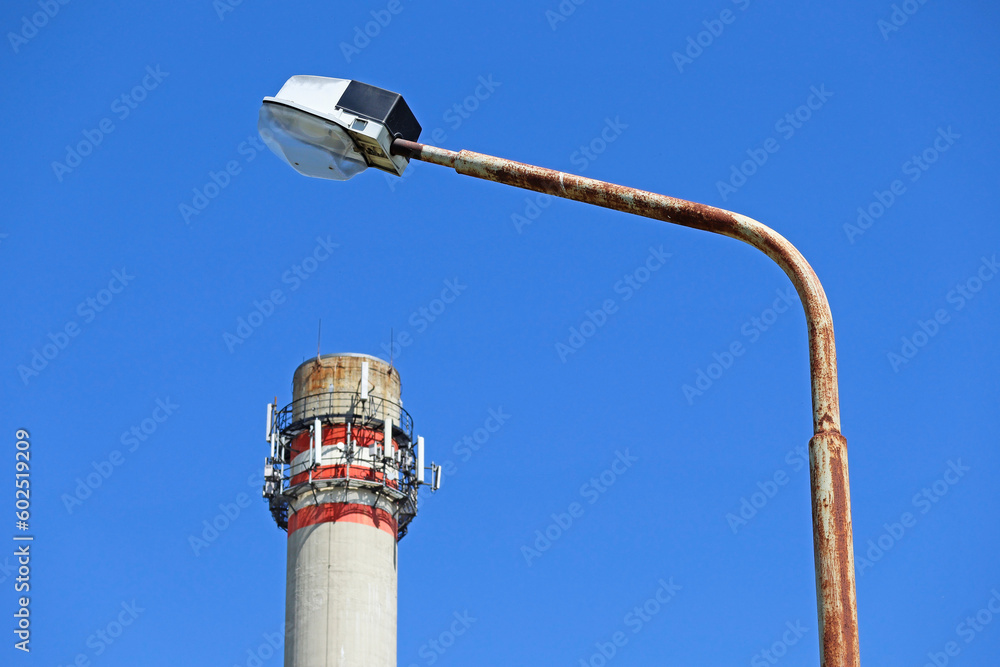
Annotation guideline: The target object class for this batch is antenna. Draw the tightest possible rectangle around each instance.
[272,396,279,459]
[313,418,322,466]
[416,436,425,483]
[384,416,393,461]
[345,419,353,481]
[390,327,394,367]
[266,402,274,440]
[317,319,322,361]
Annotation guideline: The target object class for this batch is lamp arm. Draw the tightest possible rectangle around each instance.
[392,137,861,667]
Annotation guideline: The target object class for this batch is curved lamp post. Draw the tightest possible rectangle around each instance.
[258,76,861,667]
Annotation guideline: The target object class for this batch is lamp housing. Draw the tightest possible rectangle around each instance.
[259,76,421,180]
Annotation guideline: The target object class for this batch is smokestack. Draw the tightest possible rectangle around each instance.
[262,353,437,666]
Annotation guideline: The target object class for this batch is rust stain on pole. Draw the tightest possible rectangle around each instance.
[810,431,859,666]
[392,138,861,666]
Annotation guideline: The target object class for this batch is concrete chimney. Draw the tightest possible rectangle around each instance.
[262,353,436,667]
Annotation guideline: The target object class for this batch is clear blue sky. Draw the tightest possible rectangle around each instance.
[3,1,999,665]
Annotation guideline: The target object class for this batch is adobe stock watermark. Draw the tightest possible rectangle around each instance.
[232,630,283,667]
[750,621,809,667]
[512,117,628,234]
[0,557,15,585]
[569,118,629,174]
[188,471,263,556]
[521,449,638,566]
[878,0,933,40]
[857,459,969,576]
[404,611,477,667]
[430,407,511,485]
[17,268,135,385]
[417,407,511,514]
[223,236,339,353]
[179,133,272,224]
[7,0,72,54]
[213,0,248,21]
[61,398,180,513]
[340,0,408,63]
[682,286,796,404]
[577,578,682,667]
[384,75,503,193]
[51,66,169,182]
[188,492,251,556]
[843,126,960,244]
[55,600,145,665]
[725,443,809,534]
[544,0,590,31]
[886,254,996,372]
[232,590,327,667]
[378,278,467,362]
[672,0,753,73]
[555,245,670,363]
[715,85,833,202]
[920,588,1000,667]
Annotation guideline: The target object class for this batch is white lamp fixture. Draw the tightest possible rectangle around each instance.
[259,76,421,180]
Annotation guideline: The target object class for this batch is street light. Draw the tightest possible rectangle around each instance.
[259,75,861,667]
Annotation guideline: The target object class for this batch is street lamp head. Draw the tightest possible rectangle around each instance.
[258,76,421,181]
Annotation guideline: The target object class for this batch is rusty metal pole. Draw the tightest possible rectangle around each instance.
[391,138,860,666]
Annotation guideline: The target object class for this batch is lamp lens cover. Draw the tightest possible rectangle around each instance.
[258,103,367,181]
